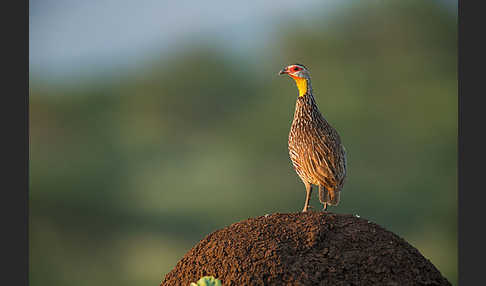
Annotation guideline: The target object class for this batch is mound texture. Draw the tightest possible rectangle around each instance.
[161,212,450,286]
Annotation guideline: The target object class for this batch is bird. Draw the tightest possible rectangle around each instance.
[279,63,347,212]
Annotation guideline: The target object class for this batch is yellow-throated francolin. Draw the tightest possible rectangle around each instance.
[279,63,347,212]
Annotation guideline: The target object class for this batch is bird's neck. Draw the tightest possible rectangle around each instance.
[294,79,319,121]
[292,76,312,97]
[293,77,316,107]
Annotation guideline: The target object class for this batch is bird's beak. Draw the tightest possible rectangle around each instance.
[279,68,288,75]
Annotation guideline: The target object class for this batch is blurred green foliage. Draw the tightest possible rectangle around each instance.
[30,1,457,286]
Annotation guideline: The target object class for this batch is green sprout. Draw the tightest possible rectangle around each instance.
[190,276,222,286]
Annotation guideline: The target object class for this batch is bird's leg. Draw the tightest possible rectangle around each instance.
[302,182,312,212]
[322,202,328,212]
[318,185,328,212]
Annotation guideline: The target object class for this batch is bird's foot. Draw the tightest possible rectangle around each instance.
[302,205,313,212]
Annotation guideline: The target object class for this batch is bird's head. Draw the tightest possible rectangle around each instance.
[279,63,310,79]
[279,63,311,97]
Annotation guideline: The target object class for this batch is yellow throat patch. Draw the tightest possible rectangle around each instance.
[292,76,308,97]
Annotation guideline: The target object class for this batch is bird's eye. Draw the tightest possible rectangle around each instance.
[293,67,300,71]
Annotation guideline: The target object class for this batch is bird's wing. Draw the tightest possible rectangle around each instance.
[308,127,345,189]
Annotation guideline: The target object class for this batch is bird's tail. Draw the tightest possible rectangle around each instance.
[318,186,340,206]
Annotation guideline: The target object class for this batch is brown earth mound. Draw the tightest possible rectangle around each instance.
[161,212,451,286]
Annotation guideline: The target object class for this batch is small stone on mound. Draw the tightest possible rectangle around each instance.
[161,212,451,286]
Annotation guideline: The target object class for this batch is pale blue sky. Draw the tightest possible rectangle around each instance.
[30,0,336,80]
[29,0,455,82]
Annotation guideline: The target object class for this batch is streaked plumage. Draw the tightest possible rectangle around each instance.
[279,64,347,212]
